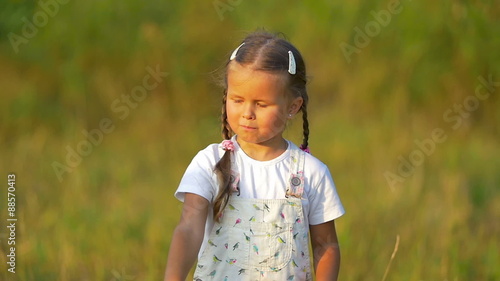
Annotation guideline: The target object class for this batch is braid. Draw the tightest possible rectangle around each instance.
[221,90,231,140]
[213,90,233,221]
[301,99,309,150]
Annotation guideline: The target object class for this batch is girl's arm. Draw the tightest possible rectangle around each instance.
[309,220,341,281]
[164,193,209,281]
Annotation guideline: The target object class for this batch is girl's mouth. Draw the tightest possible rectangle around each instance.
[240,125,256,130]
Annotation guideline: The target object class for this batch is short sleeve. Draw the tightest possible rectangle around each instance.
[307,165,345,225]
[174,145,220,203]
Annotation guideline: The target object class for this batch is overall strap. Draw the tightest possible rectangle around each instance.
[286,148,306,198]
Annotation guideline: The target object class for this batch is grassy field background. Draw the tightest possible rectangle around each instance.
[0,0,499,280]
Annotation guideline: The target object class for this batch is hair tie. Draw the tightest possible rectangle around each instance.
[300,144,310,153]
[221,140,235,151]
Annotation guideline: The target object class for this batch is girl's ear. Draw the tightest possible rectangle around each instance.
[288,96,304,116]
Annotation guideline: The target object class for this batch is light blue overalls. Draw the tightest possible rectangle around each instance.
[194,148,313,281]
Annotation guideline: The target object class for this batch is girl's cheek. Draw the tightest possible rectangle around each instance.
[269,112,287,133]
[226,105,236,114]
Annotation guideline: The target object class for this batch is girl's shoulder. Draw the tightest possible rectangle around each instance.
[192,142,225,165]
[289,142,329,175]
[284,141,332,185]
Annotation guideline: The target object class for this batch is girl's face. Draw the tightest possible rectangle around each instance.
[226,62,302,151]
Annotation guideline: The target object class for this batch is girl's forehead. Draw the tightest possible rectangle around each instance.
[227,62,288,90]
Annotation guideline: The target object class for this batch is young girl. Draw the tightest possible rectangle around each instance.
[164,32,345,281]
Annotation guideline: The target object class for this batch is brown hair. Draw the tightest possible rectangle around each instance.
[213,31,309,220]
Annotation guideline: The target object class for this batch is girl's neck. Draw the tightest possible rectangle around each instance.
[236,137,288,161]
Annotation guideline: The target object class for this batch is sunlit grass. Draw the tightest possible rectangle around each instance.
[0,0,499,280]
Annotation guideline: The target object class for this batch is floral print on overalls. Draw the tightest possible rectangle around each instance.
[194,148,312,281]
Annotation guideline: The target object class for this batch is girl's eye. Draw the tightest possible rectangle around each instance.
[233,99,243,104]
[257,103,267,108]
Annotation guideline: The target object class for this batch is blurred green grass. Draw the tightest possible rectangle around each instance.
[0,0,499,280]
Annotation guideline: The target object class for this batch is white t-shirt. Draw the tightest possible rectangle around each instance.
[175,136,345,257]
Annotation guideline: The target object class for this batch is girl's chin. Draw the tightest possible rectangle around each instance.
[236,135,284,147]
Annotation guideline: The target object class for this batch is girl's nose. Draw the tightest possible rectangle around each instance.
[242,105,255,120]
[242,112,255,120]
